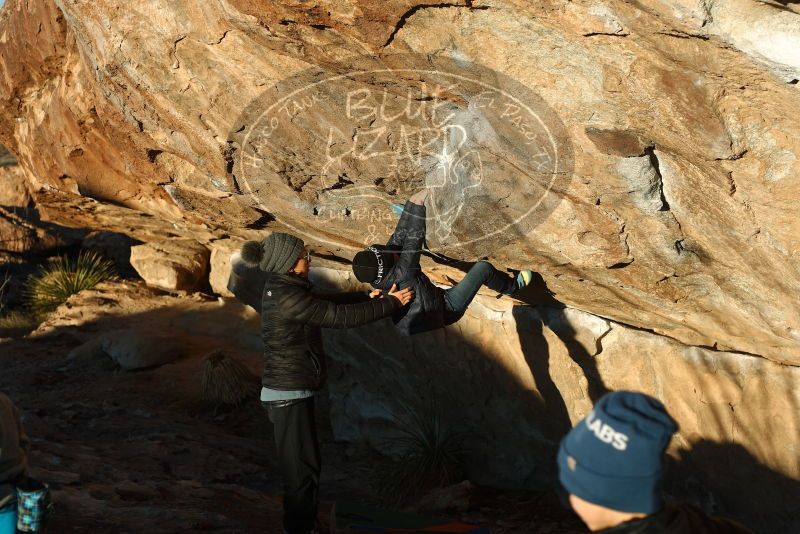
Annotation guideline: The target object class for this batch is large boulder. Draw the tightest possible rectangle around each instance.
[67,330,184,371]
[101,329,183,371]
[208,238,242,297]
[1,0,798,360]
[0,165,31,208]
[129,240,210,291]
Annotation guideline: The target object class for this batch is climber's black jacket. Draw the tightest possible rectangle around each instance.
[260,272,398,391]
[371,201,445,336]
[598,503,753,534]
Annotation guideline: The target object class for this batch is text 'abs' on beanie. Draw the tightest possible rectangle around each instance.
[240,232,305,273]
[352,245,396,284]
[557,390,678,514]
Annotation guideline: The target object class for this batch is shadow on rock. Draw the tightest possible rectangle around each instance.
[666,439,800,534]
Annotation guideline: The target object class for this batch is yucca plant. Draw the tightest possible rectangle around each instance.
[0,272,9,316]
[375,400,468,505]
[25,250,117,314]
[200,350,259,407]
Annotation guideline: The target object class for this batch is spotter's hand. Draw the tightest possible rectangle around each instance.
[388,283,415,306]
[369,289,383,299]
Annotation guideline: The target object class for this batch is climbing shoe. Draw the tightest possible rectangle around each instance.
[509,270,533,294]
[390,203,404,217]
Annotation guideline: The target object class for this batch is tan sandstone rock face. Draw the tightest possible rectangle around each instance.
[129,240,210,292]
[1,0,798,360]
[0,205,69,253]
[0,165,31,208]
[653,0,800,82]
[208,238,242,298]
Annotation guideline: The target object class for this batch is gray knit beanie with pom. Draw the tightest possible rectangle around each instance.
[240,232,305,273]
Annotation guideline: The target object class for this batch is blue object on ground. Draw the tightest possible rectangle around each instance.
[0,501,17,534]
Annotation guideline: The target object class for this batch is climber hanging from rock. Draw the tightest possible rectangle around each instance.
[227,232,414,534]
[351,188,533,336]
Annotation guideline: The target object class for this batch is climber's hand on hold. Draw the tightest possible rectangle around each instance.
[388,283,415,306]
[409,188,429,206]
[369,289,383,299]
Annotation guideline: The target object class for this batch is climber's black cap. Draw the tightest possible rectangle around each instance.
[352,245,396,285]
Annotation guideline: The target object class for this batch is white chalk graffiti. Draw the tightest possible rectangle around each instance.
[319,88,489,241]
[230,55,573,255]
[423,124,484,241]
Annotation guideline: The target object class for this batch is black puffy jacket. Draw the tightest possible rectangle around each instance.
[371,201,445,336]
[599,503,753,534]
[260,272,398,391]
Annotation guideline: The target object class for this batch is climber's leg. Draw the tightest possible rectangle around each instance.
[267,398,321,534]
[443,261,516,324]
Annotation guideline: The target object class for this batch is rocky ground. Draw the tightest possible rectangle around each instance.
[3,0,800,360]
[0,279,584,533]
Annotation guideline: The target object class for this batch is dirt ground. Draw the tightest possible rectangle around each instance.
[0,281,585,533]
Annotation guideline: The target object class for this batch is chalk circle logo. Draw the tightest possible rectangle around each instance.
[228,54,573,258]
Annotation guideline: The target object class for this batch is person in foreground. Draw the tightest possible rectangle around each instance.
[557,390,753,533]
[232,232,414,534]
[352,188,534,336]
[0,392,30,534]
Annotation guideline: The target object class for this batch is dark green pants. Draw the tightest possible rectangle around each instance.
[265,397,321,534]
[443,261,514,324]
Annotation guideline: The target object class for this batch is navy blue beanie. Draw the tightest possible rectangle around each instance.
[557,391,678,514]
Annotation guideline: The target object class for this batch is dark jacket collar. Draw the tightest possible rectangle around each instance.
[266,271,312,288]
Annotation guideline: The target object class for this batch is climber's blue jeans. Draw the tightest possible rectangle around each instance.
[443,261,513,325]
[0,501,16,534]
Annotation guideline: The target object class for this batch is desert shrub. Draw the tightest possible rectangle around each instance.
[200,350,259,406]
[25,250,116,313]
[0,271,40,337]
[0,272,9,316]
[375,400,467,505]
[0,310,40,337]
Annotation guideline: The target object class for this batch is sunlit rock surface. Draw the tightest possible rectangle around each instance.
[129,239,210,292]
[0,165,30,208]
[1,0,798,359]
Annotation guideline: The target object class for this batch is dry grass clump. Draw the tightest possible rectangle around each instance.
[375,400,467,505]
[0,272,38,337]
[0,272,9,316]
[200,350,259,406]
[0,310,40,337]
